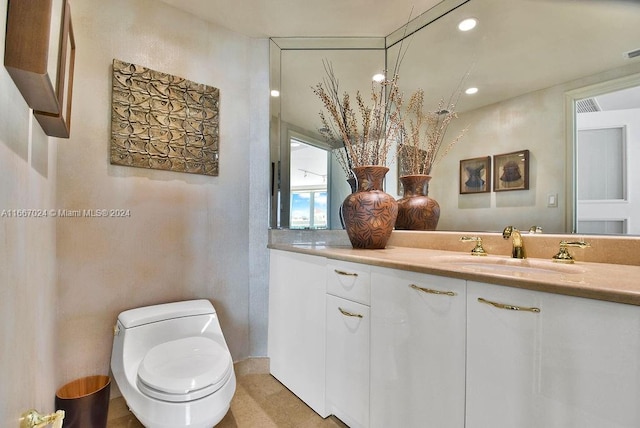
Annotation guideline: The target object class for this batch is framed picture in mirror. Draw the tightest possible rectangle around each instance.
[460,156,491,194]
[493,150,529,191]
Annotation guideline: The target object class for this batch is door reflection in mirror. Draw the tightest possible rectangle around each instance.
[576,84,640,235]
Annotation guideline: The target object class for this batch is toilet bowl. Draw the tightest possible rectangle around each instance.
[111,300,236,428]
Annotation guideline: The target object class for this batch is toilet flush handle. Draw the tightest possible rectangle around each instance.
[113,324,120,336]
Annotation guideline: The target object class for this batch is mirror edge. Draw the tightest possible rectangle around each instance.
[269,39,281,229]
[386,0,470,47]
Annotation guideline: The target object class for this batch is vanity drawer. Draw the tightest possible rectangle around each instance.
[327,261,371,305]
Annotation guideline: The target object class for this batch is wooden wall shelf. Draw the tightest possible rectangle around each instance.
[4,0,75,138]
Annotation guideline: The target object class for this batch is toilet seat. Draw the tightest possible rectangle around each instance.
[136,336,233,402]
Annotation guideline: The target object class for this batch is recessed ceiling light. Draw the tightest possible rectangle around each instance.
[458,18,477,32]
[270,89,280,97]
[372,73,385,83]
[465,87,478,95]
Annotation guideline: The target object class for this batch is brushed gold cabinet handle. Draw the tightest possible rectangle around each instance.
[410,283,457,296]
[478,297,541,313]
[338,307,363,318]
[334,269,358,277]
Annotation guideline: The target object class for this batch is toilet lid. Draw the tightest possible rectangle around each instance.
[137,336,232,401]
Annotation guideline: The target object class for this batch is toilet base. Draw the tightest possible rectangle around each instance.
[123,370,236,428]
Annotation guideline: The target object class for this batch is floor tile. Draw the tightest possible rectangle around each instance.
[107,372,348,428]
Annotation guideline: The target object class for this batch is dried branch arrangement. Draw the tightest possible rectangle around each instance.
[313,61,405,174]
[400,87,468,176]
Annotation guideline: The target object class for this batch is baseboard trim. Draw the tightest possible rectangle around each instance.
[234,357,270,376]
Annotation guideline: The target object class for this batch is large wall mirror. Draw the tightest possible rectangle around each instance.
[270,0,640,235]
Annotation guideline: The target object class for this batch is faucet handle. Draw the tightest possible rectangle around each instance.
[552,240,591,263]
[460,236,488,256]
[502,225,516,238]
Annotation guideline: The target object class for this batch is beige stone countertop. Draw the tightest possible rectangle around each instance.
[269,243,640,306]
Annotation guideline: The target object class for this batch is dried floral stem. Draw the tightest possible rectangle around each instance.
[313,60,404,170]
[400,72,469,176]
[313,13,419,175]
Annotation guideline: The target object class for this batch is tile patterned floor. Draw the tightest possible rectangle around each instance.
[107,372,348,428]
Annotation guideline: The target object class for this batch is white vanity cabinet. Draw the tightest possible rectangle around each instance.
[269,248,640,428]
[370,267,466,428]
[325,261,371,428]
[466,281,640,428]
[268,249,329,417]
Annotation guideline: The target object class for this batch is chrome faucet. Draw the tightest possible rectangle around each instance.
[503,226,525,259]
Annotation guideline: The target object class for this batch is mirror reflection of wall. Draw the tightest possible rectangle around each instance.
[387,0,640,235]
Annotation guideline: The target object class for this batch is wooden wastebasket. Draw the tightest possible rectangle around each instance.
[55,375,110,428]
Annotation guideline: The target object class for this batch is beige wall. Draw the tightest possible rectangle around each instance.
[0,1,58,423]
[1,0,269,417]
[56,0,269,386]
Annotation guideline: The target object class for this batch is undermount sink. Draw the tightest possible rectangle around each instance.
[435,254,585,276]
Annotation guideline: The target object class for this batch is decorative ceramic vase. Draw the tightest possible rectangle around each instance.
[341,166,398,249]
[396,174,440,230]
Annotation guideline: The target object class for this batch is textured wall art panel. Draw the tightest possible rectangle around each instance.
[110,59,219,176]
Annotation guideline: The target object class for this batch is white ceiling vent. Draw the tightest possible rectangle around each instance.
[576,98,601,113]
[626,48,640,59]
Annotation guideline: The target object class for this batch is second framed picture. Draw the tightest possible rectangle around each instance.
[493,149,529,191]
[460,156,491,194]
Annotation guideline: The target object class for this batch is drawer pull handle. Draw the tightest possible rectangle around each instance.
[338,307,363,318]
[334,269,358,277]
[410,283,457,296]
[478,297,540,313]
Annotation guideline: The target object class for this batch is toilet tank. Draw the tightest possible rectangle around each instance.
[118,299,216,329]
[115,299,227,368]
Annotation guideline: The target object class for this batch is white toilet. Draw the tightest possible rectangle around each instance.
[111,299,236,428]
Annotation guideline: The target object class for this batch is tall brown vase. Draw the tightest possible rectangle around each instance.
[396,174,440,230]
[341,166,398,249]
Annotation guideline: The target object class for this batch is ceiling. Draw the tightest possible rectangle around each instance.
[159,0,640,118]
[595,86,640,112]
[155,0,443,38]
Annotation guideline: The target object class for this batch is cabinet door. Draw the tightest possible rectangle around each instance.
[326,294,370,428]
[268,250,328,417]
[370,268,466,428]
[467,281,640,428]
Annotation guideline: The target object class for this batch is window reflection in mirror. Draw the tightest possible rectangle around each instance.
[290,139,329,229]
